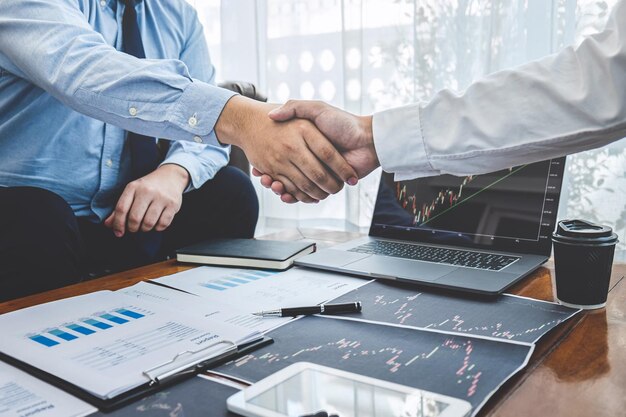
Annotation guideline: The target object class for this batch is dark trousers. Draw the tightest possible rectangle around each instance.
[0,167,259,302]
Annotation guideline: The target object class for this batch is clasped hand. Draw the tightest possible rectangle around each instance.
[251,100,380,203]
[215,96,363,204]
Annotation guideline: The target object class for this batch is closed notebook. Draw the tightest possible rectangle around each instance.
[176,238,316,270]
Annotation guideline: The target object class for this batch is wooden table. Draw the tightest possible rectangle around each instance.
[1,228,624,417]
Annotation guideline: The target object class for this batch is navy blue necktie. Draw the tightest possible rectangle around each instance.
[120,0,162,259]
[121,0,160,180]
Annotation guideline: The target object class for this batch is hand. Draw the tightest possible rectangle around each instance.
[104,164,189,237]
[215,96,359,204]
[255,100,380,203]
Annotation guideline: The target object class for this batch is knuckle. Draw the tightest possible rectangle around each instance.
[319,146,336,161]
[312,170,328,184]
[128,214,142,225]
[300,182,314,194]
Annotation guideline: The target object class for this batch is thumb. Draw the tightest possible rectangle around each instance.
[268,100,326,122]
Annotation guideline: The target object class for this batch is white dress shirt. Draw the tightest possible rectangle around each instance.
[373,0,626,180]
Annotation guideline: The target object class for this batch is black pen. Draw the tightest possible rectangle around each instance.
[252,302,362,317]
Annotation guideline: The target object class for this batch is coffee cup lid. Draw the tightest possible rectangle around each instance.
[553,219,618,244]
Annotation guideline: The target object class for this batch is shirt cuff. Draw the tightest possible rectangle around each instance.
[372,103,437,177]
[160,152,222,192]
[169,80,237,147]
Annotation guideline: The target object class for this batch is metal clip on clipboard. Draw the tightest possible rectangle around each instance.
[142,339,238,386]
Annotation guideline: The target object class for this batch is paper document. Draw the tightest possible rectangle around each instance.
[119,281,292,333]
[0,361,96,417]
[152,266,367,313]
[0,291,258,400]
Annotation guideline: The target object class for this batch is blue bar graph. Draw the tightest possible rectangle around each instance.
[201,270,278,291]
[234,273,261,281]
[49,329,78,341]
[67,323,95,335]
[100,313,129,324]
[84,319,112,330]
[201,283,227,291]
[116,308,145,319]
[215,280,238,288]
[30,335,59,347]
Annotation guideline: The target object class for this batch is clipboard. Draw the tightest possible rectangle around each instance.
[0,336,272,411]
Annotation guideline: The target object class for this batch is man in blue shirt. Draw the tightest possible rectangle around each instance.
[0,0,359,301]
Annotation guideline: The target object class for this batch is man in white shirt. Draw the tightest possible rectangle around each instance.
[256,0,626,203]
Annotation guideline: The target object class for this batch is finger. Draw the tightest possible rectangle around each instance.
[280,193,298,204]
[303,127,358,186]
[252,167,263,177]
[126,193,152,233]
[292,132,345,195]
[268,100,328,122]
[140,201,164,232]
[270,180,286,195]
[112,186,136,237]
[275,173,319,204]
[155,207,176,232]
[282,159,330,201]
[260,174,274,188]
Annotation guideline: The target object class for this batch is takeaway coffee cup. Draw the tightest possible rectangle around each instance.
[552,219,619,309]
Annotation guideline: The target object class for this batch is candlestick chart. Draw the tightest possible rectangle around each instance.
[330,281,579,343]
[214,316,532,411]
[396,166,528,228]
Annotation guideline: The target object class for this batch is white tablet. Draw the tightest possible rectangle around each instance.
[227,362,472,417]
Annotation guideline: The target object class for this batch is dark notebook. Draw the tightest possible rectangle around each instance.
[176,239,316,270]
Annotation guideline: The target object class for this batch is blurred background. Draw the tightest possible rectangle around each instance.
[186,0,625,256]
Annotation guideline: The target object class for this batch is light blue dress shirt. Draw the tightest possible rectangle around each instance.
[0,0,236,220]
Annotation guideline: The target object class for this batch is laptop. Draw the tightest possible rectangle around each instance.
[295,157,566,294]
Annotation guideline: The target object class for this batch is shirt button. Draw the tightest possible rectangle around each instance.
[100,0,106,6]
[193,136,203,143]
[106,159,113,168]
[188,116,198,126]
[129,107,138,116]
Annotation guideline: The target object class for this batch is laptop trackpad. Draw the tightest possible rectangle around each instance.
[347,256,455,282]
[297,249,371,268]
[435,268,520,293]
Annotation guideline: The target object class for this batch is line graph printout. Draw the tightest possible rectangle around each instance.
[329,281,580,343]
[213,316,533,415]
[119,281,293,334]
[153,266,367,313]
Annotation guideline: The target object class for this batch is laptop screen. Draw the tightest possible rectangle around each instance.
[369,158,566,256]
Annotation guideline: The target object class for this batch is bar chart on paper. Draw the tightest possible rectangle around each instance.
[198,270,278,291]
[27,307,150,348]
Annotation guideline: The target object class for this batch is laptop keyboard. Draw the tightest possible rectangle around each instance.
[349,241,519,271]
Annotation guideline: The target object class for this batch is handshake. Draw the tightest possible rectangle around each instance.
[215,96,381,204]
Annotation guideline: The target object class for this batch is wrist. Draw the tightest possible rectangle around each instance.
[158,163,190,192]
[360,115,380,169]
[215,96,277,148]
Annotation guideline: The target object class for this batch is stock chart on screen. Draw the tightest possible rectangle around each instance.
[372,159,564,248]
